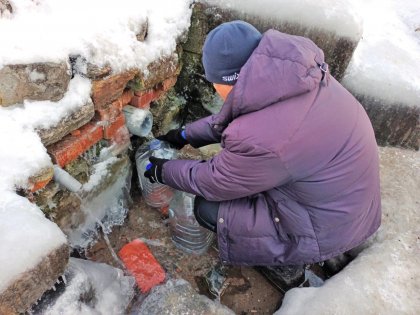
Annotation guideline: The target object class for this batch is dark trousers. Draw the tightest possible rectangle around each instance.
[193,196,220,233]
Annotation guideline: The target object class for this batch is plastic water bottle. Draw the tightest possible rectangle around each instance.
[122,105,153,137]
[135,139,176,208]
[168,191,214,255]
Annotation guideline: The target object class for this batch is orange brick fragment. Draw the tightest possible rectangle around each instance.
[47,123,103,167]
[118,239,166,293]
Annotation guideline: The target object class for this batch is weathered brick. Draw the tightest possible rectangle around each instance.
[96,98,123,122]
[161,76,178,92]
[131,89,162,109]
[47,123,103,167]
[91,70,137,110]
[103,114,126,140]
[28,166,54,192]
[118,239,166,293]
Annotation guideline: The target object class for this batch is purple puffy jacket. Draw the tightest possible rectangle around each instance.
[163,30,381,266]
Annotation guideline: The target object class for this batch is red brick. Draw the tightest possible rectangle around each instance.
[95,89,134,122]
[47,123,103,167]
[121,89,134,106]
[118,240,166,293]
[131,89,163,109]
[103,113,125,140]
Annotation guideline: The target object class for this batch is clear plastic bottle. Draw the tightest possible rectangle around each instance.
[168,191,214,255]
[122,105,153,137]
[135,139,176,208]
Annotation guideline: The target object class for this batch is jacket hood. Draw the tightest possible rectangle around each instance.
[213,30,326,128]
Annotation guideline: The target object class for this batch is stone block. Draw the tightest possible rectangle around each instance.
[91,69,137,109]
[0,244,69,315]
[129,51,181,92]
[37,99,95,146]
[182,3,209,54]
[0,62,71,106]
[47,123,103,167]
[134,279,234,314]
[350,92,420,150]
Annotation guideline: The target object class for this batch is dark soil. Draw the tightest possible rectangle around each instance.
[85,191,282,314]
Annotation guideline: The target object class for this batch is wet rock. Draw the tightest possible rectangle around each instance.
[203,5,358,81]
[183,3,209,54]
[133,279,235,315]
[91,69,138,109]
[0,244,69,315]
[37,99,95,146]
[0,62,71,106]
[0,0,12,16]
[150,89,186,134]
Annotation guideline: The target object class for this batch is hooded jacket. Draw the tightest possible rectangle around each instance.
[162,30,381,266]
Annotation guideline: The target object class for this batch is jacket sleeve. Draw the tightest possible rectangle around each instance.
[185,115,223,148]
[162,141,291,201]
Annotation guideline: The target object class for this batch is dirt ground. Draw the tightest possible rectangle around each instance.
[85,190,283,314]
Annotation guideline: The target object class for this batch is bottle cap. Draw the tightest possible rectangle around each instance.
[145,163,152,171]
[149,139,161,150]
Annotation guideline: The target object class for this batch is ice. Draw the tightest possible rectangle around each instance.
[35,258,135,315]
[69,157,132,248]
[0,191,67,293]
[275,147,420,315]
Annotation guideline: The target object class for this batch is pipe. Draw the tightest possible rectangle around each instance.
[53,165,82,193]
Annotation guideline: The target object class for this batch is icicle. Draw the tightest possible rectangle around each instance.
[52,284,56,291]
[62,274,67,285]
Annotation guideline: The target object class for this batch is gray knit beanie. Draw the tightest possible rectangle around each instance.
[202,20,262,85]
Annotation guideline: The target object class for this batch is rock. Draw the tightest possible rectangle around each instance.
[0,62,71,106]
[37,99,95,146]
[133,279,235,315]
[183,3,209,54]
[91,69,138,109]
[0,0,12,16]
[0,244,69,315]
[128,51,181,93]
[150,89,186,134]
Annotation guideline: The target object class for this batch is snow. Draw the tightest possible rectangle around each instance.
[0,190,67,293]
[342,0,420,106]
[276,147,420,315]
[203,0,363,39]
[0,0,193,72]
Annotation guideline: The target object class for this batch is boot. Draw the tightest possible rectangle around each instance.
[256,265,306,293]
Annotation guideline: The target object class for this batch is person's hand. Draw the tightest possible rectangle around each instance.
[156,128,188,149]
[144,156,169,184]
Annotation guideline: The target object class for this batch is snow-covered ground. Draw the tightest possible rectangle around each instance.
[0,0,419,313]
[277,147,420,315]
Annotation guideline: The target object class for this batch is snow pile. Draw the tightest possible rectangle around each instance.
[342,0,420,105]
[0,190,67,293]
[1,0,192,72]
[203,0,363,39]
[276,147,420,315]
